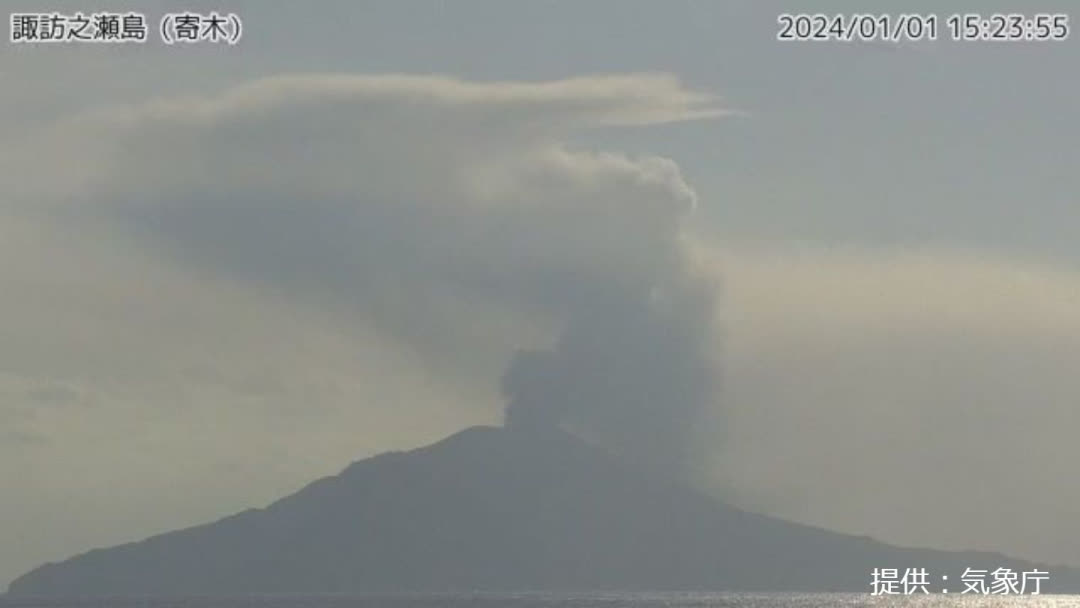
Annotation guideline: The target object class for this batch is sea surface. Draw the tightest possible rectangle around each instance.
[2,594,1080,608]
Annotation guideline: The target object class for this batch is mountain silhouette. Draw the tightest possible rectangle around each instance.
[8,425,1078,595]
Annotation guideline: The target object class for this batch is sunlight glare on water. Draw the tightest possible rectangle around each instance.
[3,593,1080,608]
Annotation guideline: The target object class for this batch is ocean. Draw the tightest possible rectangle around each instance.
[2,594,1079,608]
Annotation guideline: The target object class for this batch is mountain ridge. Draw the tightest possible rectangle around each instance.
[8,425,1078,595]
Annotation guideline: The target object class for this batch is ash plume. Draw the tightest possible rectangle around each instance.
[502,247,719,479]
[27,73,728,483]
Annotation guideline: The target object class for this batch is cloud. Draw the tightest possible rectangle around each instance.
[74,72,727,128]
[3,72,726,200]
[15,73,729,477]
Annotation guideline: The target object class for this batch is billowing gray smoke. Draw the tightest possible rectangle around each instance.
[502,255,718,479]
[47,73,727,482]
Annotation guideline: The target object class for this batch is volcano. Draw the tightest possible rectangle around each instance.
[8,425,1078,595]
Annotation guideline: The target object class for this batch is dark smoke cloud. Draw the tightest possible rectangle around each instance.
[502,255,719,479]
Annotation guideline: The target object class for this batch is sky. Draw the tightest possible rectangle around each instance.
[2,0,1079,589]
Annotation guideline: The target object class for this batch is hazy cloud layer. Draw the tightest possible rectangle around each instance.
[11,73,729,481]
[712,245,1080,567]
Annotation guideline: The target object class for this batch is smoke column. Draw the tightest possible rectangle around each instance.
[502,241,719,480]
